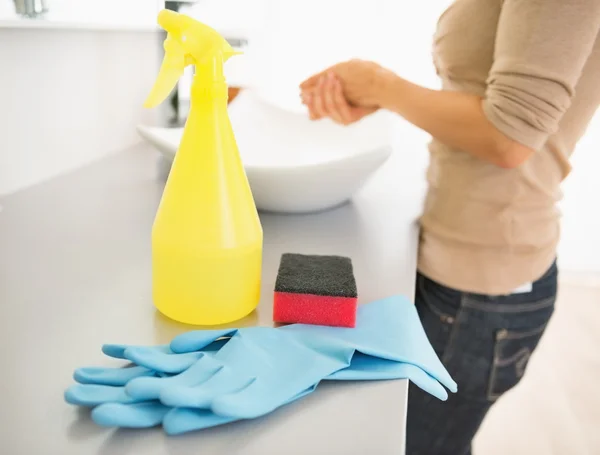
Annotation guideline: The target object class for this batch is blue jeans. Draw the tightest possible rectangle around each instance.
[406,261,558,455]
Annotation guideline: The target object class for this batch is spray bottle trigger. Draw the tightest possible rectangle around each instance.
[143,55,185,108]
[143,36,189,109]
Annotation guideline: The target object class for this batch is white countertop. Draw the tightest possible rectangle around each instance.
[0,140,424,454]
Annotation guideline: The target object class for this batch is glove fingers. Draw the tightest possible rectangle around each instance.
[162,385,319,436]
[125,354,222,401]
[73,365,155,386]
[210,379,276,419]
[101,344,170,360]
[124,347,203,374]
[162,408,236,435]
[91,402,170,428]
[160,367,251,408]
[64,384,139,406]
[402,364,448,401]
[170,329,238,353]
[326,354,449,400]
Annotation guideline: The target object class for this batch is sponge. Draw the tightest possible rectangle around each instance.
[273,253,358,328]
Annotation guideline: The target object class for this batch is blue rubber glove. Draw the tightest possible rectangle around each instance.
[65,339,228,406]
[88,385,319,434]
[69,354,442,435]
[65,295,456,434]
[157,294,456,414]
[78,295,454,411]
[68,346,445,404]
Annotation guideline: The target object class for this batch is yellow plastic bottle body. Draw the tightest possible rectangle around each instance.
[152,71,263,325]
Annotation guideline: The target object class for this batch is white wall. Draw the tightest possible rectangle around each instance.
[0,0,164,26]
[45,0,162,24]
[557,113,600,273]
[0,27,162,195]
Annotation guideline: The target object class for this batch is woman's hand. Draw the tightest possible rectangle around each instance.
[299,59,387,125]
[300,58,536,168]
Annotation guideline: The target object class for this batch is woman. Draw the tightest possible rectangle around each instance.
[299,1,600,454]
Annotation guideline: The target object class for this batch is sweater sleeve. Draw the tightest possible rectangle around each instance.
[482,0,600,151]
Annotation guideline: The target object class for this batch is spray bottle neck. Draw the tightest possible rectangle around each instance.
[191,53,228,102]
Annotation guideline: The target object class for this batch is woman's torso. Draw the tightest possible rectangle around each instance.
[418,0,600,294]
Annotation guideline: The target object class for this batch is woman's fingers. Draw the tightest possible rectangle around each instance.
[299,67,331,90]
[300,90,311,106]
[309,76,327,120]
[330,74,355,124]
[299,74,320,90]
[300,90,316,119]
[305,73,355,125]
[321,73,345,124]
[300,71,371,124]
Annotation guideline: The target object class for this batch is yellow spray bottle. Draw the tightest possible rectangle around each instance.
[144,10,263,325]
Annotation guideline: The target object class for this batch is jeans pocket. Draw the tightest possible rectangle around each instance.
[487,322,549,401]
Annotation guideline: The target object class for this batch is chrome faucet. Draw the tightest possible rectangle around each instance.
[13,0,49,18]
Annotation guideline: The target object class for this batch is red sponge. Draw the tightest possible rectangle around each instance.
[273,253,358,328]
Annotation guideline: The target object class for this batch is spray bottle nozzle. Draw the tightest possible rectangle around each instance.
[143,10,242,109]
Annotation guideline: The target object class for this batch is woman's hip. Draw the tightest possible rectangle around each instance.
[414,260,557,402]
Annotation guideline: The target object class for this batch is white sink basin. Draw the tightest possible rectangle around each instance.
[137,89,393,213]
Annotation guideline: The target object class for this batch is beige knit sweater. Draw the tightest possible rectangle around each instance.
[418,0,600,294]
